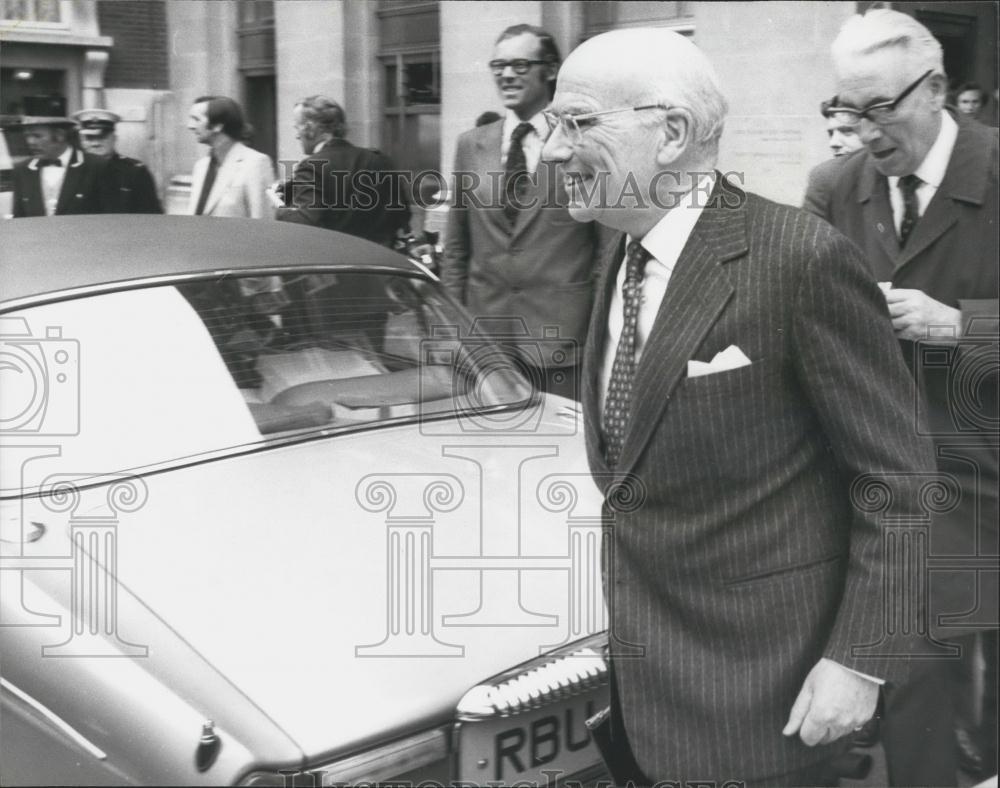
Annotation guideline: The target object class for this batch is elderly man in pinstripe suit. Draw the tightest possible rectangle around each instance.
[541,28,938,787]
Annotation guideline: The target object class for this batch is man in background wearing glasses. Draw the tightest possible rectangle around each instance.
[440,24,604,400]
[813,9,998,786]
[541,25,937,788]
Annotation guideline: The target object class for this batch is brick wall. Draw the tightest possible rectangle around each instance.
[98,1,169,89]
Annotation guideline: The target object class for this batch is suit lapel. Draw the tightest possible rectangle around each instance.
[583,233,626,481]
[895,119,989,272]
[21,161,45,215]
[55,148,85,214]
[204,142,243,216]
[616,181,742,476]
[856,160,899,279]
[471,122,507,235]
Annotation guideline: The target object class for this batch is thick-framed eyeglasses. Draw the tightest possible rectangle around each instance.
[543,104,672,145]
[826,69,934,126]
[489,59,549,76]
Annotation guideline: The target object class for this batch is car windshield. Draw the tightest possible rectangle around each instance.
[0,271,532,494]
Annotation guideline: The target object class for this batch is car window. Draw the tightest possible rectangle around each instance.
[1,272,531,494]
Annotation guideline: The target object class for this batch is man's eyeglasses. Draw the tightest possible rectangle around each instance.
[489,59,549,76]
[826,69,934,126]
[543,104,672,146]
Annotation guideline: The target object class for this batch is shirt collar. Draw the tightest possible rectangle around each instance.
[502,109,551,143]
[630,172,717,273]
[57,146,74,167]
[889,110,957,190]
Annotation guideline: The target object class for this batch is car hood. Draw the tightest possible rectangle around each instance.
[15,398,603,764]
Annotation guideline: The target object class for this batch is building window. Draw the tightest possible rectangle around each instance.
[237,0,276,163]
[1,0,62,25]
[583,1,694,39]
[378,1,440,174]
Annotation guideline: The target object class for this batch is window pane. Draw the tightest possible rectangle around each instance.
[2,273,530,493]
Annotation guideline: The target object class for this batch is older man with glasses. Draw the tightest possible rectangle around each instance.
[811,9,998,786]
[540,25,938,788]
[440,23,605,401]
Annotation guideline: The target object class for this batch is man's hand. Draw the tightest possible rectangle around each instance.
[783,658,879,746]
[882,287,961,341]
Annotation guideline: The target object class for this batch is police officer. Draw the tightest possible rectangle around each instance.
[72,109,162,213]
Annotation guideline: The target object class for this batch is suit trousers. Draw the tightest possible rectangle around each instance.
[882,653,959,787]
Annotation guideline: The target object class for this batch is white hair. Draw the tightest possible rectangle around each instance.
[574,28,729,150]
[832,9,944,78]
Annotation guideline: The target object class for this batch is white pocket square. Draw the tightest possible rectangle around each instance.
[687,345,752,378]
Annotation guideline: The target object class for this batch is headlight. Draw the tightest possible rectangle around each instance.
[241,633,609,788]
[239,727,449,786]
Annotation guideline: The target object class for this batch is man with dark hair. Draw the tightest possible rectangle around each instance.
[440,24,604,400]
[274,95,408,245]
[11,116,105,217]
[956,82,987,122]
[820,98,864,157]
[73,109,161,214]
[802,99,864,216]
[186,95,274,218]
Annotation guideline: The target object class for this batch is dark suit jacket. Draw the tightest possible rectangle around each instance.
[585,178,937,782]
[276,139,409,245]
[440,120,603,368]
[12,148,104,217]
[101,153,162,214]
[801,152,851,218]
[816,117,999,633]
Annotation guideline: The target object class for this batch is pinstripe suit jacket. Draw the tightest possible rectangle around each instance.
[584,177,937,782]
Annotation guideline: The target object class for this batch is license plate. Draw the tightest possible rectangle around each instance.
[455,685,608,786]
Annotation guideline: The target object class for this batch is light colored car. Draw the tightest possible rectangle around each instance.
[0,216,609,786]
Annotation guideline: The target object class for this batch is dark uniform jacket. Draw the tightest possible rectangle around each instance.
[12,148,105,217]
[101,153,162,214]
[276,138,409,245]
[811,115,999,634]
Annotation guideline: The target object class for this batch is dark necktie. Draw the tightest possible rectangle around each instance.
[503,122,534,226]
[603,241,650,468]
[37,158,62,167]
[897,173,922,247]
[195,154,220,216]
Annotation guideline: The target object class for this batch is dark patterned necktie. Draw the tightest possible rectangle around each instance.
[37,158,62,167]
[603,241,650,468]
[898,173,922,247]
[503,122,534,226]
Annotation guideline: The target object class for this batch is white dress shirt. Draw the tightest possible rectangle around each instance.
[887,111,957,235]
[38,146,74,216]
[500,110,550,173]
[599,173,715,416]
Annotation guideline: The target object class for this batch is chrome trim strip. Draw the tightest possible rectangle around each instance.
[0,264,429,314]
[315,728,448,784]
[1,677,108,760]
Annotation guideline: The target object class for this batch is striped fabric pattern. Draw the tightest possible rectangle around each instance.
[582,177,938,783]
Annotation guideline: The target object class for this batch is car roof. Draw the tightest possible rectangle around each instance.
[0,215,427,307]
